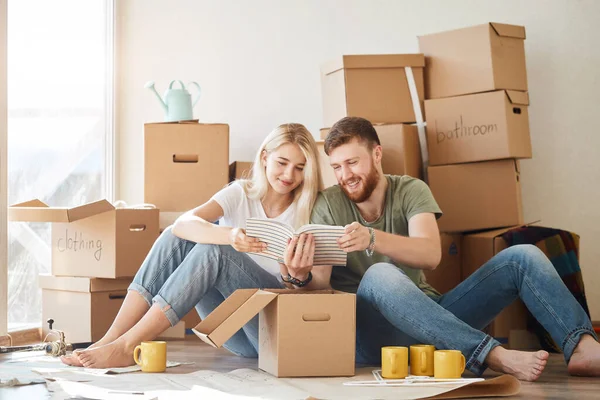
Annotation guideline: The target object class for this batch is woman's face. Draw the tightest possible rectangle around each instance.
[263,143,307,195]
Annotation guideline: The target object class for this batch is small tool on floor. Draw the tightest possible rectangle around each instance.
[0,319,91,357]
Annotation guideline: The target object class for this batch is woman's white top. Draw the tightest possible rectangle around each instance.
[211,181,295,276]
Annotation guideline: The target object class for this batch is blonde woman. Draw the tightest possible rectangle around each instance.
[62,123,325,368]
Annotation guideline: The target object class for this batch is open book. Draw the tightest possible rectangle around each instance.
[246,218,347,266]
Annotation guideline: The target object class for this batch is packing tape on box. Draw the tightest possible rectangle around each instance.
[405,66,429,182]
[113,200,157,209]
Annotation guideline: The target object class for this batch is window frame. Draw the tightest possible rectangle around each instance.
[1,0,8,336]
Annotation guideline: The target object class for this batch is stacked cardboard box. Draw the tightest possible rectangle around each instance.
[144,121,230,332]
[145,121,230,232]
[318,54,426,187]
[419,23,535,347]
[8,199,159,343]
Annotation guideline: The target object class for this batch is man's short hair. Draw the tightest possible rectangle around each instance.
[324,117,381,155]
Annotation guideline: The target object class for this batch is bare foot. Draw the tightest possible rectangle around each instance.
[568,334,600,376]
[60,334,119,367]
[486,346,549,381]
[77,338,135,369]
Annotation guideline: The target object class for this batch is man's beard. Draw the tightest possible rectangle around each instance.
[340,162,379,203]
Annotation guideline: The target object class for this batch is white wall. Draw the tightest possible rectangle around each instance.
[0,0,7,335]
[116,0,600,320]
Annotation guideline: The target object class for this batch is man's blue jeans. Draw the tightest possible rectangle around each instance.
[355,244,597,376]
[128,226,284,357]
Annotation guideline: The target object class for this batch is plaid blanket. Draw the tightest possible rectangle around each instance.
[501,226,590,353]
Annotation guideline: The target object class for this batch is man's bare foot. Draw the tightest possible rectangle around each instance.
[60,334,119,367]
[568,334,600,376]
[486,346,549,381]
[77,338,135,369]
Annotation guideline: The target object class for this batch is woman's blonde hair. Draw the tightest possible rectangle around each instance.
[239,123,322,228]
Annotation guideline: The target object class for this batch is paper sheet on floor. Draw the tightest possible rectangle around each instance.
[45,368,520,400]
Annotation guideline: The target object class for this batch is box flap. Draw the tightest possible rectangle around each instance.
[38,274,130,293]
[9,199,114,222]
[322,54,425,75]
[467,220,542,240]
[192,289,278,348]
[490,22,526,39]
[505,90,529,106]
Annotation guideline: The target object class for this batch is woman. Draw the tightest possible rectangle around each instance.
[62,123,327,368]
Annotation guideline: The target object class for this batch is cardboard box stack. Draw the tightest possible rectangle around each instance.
[319,54,426,187]
[8,199,159,343]
[145,120,230,331]
[418,23,534,346]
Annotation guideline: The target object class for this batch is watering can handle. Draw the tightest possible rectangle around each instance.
[188,82,202,107]
[168,80,185,90]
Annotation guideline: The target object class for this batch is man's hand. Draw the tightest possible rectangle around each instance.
[283,233,315,281]
[229,228,267,253]
[337,222,370,253]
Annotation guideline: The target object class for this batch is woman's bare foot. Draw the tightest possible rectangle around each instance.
[568,334,600,376]
[60,334,120,367]
[486,346,549,381]
[77,338,136,369]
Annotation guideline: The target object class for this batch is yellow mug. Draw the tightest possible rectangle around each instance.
[381,346,408,379]
[410,344,435,376]
[133,341,167,373]
[434,350,466,379]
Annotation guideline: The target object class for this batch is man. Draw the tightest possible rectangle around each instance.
[310,116,600,381]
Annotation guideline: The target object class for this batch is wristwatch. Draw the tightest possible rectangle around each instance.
[365,227,376,257]
[281,271,313,287]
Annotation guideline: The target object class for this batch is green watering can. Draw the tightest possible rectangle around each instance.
[145,80,201,122]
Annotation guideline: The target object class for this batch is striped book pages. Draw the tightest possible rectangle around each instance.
[246,218,347,266]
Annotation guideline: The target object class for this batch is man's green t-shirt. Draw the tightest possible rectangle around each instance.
[310,175,443,296]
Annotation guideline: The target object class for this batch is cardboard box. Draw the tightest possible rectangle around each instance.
[39,275,130,343]
[320,124,422,179]
[145,122,229,212]
[425,90,532,166]
[182,309,201,330]
[317,141,338,189]
[428,160,523,233]
[193,289,356,377]
[418,23,527,99]
[321,54,425,127]
[229,161,253,182]
[424,233,462,294]
[461,226,530,345]
[10,200,159,278]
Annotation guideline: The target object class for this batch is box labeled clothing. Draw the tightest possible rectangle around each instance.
[418,22,527,99]
[320,124,422,179]
[9,200,159,278]
[321,54,425,127]
[145,121,229,212]
[425,90,531,166]
[428,160,523,232]
[193,289,356,377]
[424,233,462,294]
[461,226,530,345]
[229,161,253,182]
[39,275,130,343]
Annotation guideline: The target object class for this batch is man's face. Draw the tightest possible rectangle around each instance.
[328,138,380,203]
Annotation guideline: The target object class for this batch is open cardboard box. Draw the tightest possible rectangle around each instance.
[9,199,159,278]
[193,288,356,377]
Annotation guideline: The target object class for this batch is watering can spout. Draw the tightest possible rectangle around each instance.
[144,81,167,113]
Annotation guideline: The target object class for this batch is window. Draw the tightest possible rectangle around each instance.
[6,0,114,331]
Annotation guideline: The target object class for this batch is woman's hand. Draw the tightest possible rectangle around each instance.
[337,222,370,252]
[283,233,315,281]
[229,228,267,253]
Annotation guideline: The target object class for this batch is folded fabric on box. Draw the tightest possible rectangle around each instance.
[502,226,590,352]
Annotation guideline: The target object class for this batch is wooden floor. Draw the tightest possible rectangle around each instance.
[1,335,599,399]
